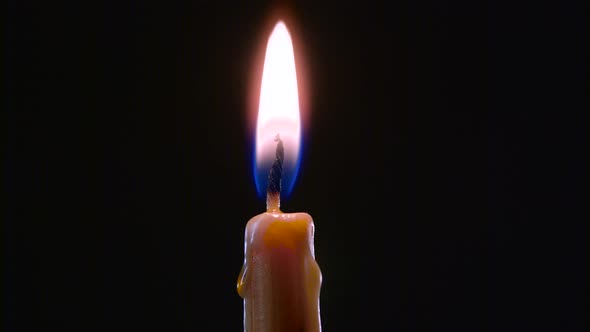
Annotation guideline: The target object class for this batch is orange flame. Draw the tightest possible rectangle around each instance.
[255,21,301,196]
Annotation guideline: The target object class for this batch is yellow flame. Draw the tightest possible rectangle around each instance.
[256,21,301,170]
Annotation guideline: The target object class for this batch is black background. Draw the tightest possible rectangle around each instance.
[4,0,587,331]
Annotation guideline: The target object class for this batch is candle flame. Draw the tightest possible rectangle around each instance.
[255,21,301,199]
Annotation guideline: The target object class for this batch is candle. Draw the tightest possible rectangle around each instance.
[237,21,322,332]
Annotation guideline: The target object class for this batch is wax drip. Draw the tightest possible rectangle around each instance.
[266,133,283,211]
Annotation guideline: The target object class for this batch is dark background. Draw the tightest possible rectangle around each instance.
[4,0,587,331]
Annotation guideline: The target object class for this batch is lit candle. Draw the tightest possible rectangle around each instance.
[237,21,322,332]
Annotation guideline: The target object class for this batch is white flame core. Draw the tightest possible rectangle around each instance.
[256,21,301,175]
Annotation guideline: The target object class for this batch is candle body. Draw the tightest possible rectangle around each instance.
[238,212,322,332]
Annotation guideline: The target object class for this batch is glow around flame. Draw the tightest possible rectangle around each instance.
[254,21,301,198]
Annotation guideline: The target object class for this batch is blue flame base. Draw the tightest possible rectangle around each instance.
[253,153,301,201]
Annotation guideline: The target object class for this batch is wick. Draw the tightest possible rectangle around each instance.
[266,133,284,212]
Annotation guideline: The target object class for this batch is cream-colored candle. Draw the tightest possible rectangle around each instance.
[237,20,322,332]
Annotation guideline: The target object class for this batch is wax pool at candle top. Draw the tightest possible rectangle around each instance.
[238,211,322,332]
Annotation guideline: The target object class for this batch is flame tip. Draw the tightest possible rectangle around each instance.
[272,21,291,34]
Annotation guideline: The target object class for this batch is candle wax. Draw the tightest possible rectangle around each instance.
[238,211,322,332]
